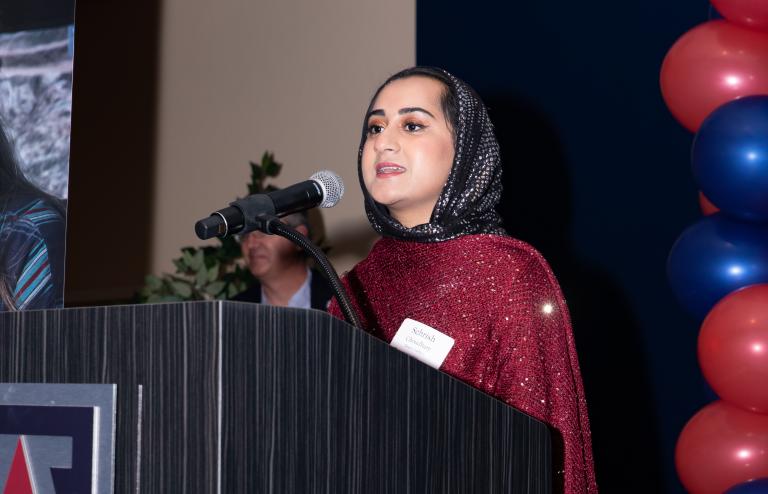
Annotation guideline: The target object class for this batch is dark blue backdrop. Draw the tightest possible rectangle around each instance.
[417,1,713,492]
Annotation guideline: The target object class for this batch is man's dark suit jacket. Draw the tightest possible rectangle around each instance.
[231,268,334,311]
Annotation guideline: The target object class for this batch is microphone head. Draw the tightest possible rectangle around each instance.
[310,170,344,208]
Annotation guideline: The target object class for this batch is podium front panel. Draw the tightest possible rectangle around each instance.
[0,301,551,493]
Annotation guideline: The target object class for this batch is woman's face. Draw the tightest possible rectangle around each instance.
[361,76,455,228]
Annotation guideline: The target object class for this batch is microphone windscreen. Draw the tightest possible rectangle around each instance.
[311,170,344,208]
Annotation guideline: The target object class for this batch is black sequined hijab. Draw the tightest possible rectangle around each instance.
[358,67,506,243]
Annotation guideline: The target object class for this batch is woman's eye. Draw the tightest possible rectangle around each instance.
[367,124,383,135]
[404,122,424,132]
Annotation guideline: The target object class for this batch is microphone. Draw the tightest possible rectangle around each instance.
[195,170,344,239]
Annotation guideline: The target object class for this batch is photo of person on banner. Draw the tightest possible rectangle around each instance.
[0,123,66,311]
[0,23,73,312]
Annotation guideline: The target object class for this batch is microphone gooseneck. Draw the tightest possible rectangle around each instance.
[264,216,361,328]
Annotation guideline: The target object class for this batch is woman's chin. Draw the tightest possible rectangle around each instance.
[368,188,403,208]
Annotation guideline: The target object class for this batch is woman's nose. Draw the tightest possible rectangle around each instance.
[373,126,399,153]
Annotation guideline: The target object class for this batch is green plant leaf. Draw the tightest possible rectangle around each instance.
[251,160,265,180]
[172,258,187,272]
[144,275,162,290]
[181,250,195,270]
[171,281,192,298]
[249,161,264,195]
[190,249,204,271]
[227,283,240,298]
[260,151,272,166]
[265,160,282,177]
[205,281,226,296]
[195,267,208,288]
[207,263,220,282]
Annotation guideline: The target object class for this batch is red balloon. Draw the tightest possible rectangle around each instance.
[699,284,768,412]
[712,0,768,31]
[676,400,768,494]
[699,191,720,216]
[660,20,768,132]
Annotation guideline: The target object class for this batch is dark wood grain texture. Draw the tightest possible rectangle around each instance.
[0,302,551,493]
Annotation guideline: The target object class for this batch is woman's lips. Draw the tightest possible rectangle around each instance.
[376,162,406,177]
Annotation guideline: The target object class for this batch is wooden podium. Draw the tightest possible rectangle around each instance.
[0,302,551,493]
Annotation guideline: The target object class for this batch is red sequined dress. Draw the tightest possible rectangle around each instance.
[329,234,598,494]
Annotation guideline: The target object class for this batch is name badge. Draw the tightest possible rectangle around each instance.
[390,318,455,369]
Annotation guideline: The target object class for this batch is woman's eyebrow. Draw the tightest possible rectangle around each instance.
[366,107,436,120]
[399,107,435,118]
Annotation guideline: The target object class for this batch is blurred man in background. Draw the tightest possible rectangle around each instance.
[232,211,333,310]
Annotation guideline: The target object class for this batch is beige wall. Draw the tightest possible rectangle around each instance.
[151,0,415,276]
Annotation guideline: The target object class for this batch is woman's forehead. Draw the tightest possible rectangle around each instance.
[371,76,445,115]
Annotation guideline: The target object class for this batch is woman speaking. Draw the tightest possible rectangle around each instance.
[330,67,598,493]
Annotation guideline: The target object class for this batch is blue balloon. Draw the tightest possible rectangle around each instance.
[692,95,768,223]
[668,214,768,319]
[724,478,768,494]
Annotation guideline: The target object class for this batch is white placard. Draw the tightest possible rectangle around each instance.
[390,318,455,369]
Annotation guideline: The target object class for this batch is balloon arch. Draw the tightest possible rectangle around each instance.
[660,1,768,492]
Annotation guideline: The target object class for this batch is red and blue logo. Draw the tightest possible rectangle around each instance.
[0,405,95,493]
